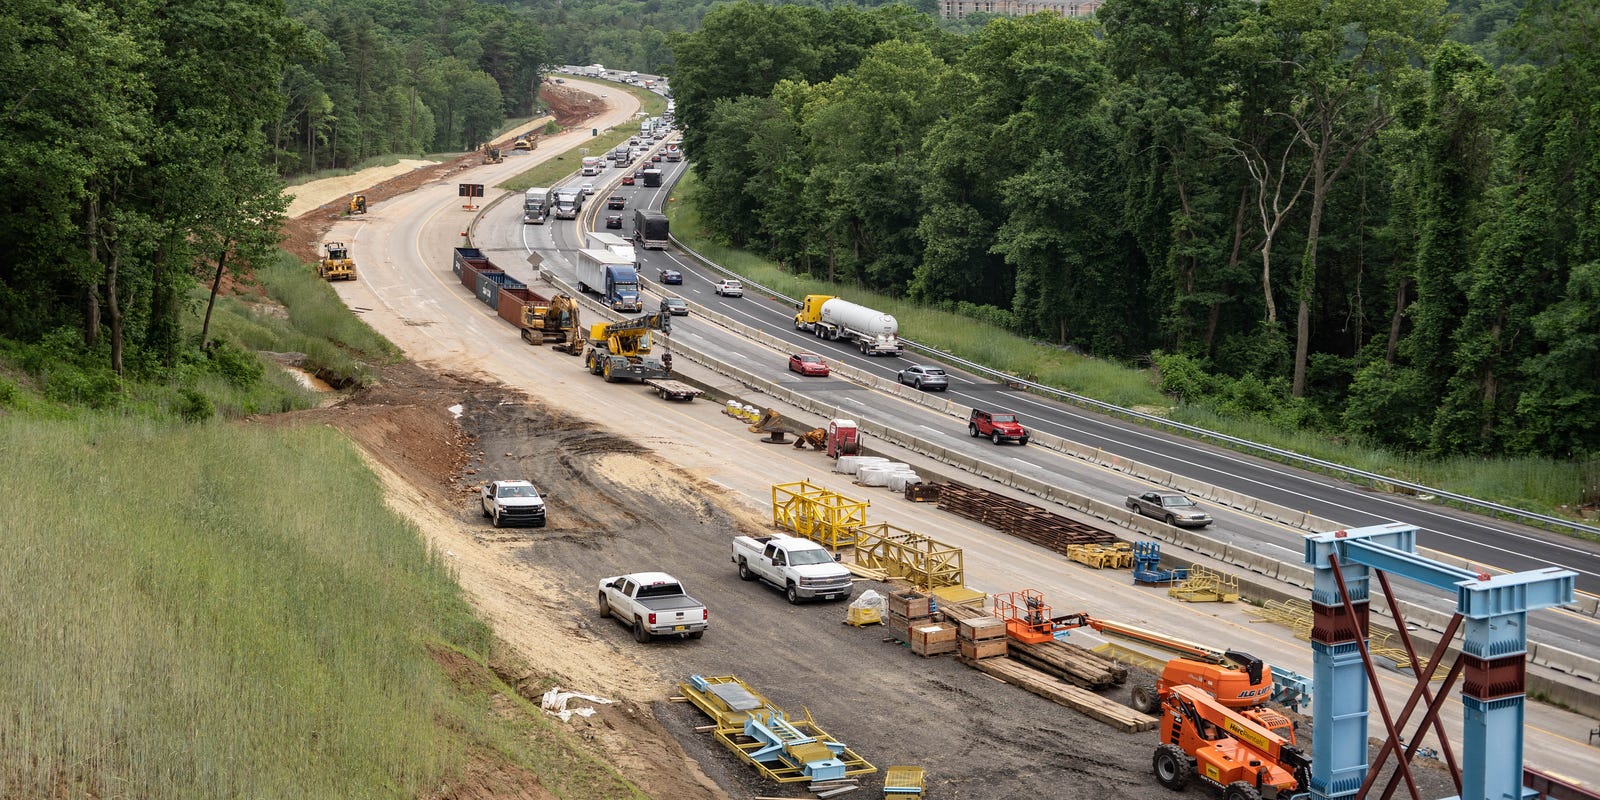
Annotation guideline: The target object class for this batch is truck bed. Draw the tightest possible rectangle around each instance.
[636,594,702,612]
[644,379,703,401]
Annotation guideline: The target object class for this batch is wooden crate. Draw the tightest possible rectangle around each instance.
[910,623,957,657]
[959,638,1008,660]
[888,591,932,619]
[957,616,1007,643]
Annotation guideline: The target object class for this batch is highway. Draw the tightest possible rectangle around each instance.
[321,79,1600,785]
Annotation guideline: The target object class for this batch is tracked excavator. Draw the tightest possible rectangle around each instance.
[518,292,583,355]
[1153,684,1310,800]
[584,312,672,382]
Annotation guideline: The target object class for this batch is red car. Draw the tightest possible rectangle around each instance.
[621,174,635,186]
[650,153,663,163]
[788,353,829,377]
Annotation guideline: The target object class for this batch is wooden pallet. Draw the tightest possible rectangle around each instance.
[936,482,1115,556]
[965,657,1157,733]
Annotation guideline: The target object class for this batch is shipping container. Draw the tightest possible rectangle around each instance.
[476,270,521,306]
[497,286,552,328]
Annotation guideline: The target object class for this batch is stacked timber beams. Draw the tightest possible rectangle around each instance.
[940,602,1126,689]
[936,482,1115,554]
[967,658,1157,733]
[1009,640,1127,690]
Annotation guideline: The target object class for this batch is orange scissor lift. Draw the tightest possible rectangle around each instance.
[990,589,1091,644]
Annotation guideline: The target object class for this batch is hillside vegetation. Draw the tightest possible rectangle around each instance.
[668,1,1600,483]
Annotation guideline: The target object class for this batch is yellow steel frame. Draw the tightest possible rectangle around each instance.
[771,480,869,550]
[679,675,877,784]
[850,522,965,590]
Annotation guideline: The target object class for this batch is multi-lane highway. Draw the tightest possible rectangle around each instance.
[322,79,1600,784]
[490,143,1600,593]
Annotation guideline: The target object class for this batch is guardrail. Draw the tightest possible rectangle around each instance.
[661,226,1600,541]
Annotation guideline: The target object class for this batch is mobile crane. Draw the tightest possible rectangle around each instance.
[1153,684,1310,800]
[584,312,672,382]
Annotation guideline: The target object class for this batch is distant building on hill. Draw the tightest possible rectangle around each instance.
[940,0,1104,19]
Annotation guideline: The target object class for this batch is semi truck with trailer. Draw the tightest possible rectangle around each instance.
[522,187,549,224]
[553,187,583,220]
[575,248,642,312]
[793,295,902,355]
[634,210,669,250]
[586,231,638,267]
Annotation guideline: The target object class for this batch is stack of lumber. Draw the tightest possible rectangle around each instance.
[967,657,1158,733]
[937,482,1115,554]
[1010,639,1128,690]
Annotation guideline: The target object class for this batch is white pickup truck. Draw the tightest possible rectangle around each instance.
[480,479,547,528]
[731,534,854,604]
[596,572,708,642]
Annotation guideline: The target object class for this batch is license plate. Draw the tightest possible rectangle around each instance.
[823,594,838,600]
[673,625,686,632]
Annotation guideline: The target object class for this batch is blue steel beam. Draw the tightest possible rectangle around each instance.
[1303,523,1577,800]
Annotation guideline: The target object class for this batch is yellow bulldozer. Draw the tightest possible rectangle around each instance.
[512,136,534,152]
[318,242,357,281]
[484,146,503,164]
[347,194,367,215]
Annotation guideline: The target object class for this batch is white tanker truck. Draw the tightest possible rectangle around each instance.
[793,295,902,356]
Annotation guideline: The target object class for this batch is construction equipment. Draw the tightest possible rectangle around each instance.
[1067,542,1134,569]
[514,291,581,351]
[1087,617,1313,714]
[483,146,503,164]
[792,428,828,450]
[583,312,671,383]
[346,194,367,215]
[882,766,926,797]
[1168,565,1240,602]
[748,408,791,443]
[1132,541,1189,584]
[318,242,357,281]
[678,675,875,784]
[991,589,1090,644]
[771,480,868,550]
[512,136,533,151]
[1152,684,1310,800]
[826,419,860,457]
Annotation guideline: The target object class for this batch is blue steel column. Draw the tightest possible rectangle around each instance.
[1305,522,1575,800]
[1304,531,1375,799]
[1455,573,1574,800]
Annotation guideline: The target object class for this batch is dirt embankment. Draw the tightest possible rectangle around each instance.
[279,83,607,262]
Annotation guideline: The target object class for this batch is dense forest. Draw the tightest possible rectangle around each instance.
[670,0,1600,460]
[0,0,549,394]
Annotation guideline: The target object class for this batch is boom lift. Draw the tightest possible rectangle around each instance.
[584,312,672,382]
[1153,684,1310,800]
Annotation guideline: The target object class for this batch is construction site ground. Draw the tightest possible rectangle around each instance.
[267,83,1469,799]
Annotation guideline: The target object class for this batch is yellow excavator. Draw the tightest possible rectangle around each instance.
[484,146,503,164]
[584,312,672,383]
[347,194,367,215]
[518,293,583,354]
[318,242,357,281]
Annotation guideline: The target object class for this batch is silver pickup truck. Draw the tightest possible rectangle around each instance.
[731,534,854,604]
[1125,491,1213,528]
[597,572,707,642]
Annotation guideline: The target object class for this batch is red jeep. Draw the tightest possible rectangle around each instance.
[969,409,1029,445]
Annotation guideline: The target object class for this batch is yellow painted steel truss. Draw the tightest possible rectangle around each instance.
[849,523,966,590]
[771,480,869,550]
